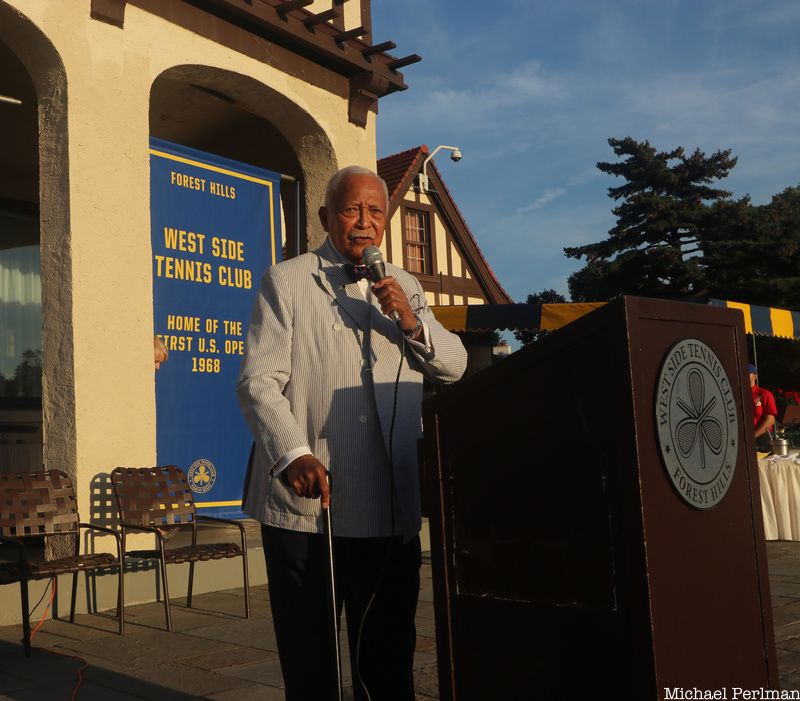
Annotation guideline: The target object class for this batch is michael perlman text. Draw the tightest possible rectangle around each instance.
[665,689,798,700]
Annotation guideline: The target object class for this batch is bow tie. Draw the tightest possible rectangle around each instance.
[344,264,372,283]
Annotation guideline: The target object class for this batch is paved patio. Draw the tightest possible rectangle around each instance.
[1,543,800,699]
[0,553,438,701]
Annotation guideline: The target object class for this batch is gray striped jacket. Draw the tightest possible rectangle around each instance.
[237,239,467,539]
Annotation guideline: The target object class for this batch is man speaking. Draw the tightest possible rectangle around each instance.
[237,166,467,700]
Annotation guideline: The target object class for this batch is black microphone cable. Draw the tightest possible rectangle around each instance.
[353,324,406,701]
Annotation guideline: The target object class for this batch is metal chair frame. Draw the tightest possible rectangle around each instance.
[110,465,250,631]
[0,470,124,656]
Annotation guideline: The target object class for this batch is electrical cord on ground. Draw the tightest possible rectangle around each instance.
[28,576,89,701]
[354,338,405,701]
[40,646,89,701]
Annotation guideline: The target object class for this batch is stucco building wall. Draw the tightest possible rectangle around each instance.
[0,0,378,622]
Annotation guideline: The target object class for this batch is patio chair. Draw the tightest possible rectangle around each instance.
[0,470,124,656]
[110,465,250,631]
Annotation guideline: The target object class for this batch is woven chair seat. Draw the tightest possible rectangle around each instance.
[0,553,119,583]
[30,552,118,577]
[126,542,242,565]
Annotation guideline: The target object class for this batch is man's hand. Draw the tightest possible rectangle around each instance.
[372,277,417,334]
[283,454,330,508]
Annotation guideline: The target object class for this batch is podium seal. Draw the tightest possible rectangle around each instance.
[655,339,738,509]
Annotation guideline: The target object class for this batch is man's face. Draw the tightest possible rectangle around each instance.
[750,372,757,388]
[319,173,387,264]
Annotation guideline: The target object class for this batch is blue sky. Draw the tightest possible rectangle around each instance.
[372,0,800,302]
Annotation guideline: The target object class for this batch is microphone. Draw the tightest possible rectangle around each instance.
[362,245,400,323]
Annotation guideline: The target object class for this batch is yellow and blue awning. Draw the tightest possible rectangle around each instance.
[430,303,605,333]
[708,299,800,340]
[433,299,800,341]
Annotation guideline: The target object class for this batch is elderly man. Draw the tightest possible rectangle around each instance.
[237,166,467,700]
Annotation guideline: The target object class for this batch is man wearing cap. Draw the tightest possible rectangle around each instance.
[749,363,777,450]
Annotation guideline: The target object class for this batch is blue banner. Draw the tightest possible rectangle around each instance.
[150,137,281,517]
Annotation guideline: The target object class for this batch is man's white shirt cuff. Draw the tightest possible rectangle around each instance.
[273,446,312,477]
[406,319,433,356]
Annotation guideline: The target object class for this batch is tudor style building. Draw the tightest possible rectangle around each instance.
[377,146,511,308]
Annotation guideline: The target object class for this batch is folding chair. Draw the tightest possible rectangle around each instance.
[0,470,123,656]
[110,465,250,630]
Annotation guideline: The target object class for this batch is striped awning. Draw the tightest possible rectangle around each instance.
[433,299,800,340]
[708,299,800,340]
[430,303,605,333]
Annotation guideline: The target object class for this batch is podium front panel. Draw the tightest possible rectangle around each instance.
[625,298,776,689]
[424,296,777,700]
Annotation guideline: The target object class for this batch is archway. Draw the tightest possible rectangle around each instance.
[0,2,73,479]
[150,65,338,258]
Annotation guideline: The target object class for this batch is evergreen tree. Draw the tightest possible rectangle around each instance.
[566,137,741,301]
[703,185,800,309]
[702,185,800,393]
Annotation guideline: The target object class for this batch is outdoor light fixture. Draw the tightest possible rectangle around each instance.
[0,95,22,106]
[418,144,462,193]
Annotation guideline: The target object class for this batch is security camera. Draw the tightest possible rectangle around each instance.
[421,145,463,188]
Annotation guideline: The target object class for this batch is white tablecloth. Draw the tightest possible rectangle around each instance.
[759,455,800,540]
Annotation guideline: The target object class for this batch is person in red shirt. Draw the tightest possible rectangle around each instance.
[749,363,777,450]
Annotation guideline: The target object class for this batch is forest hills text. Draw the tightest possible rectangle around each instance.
[154,226,252,289]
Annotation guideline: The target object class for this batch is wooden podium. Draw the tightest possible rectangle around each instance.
[422,296,777,700]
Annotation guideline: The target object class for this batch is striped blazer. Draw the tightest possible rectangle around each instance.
[237,239,467,539]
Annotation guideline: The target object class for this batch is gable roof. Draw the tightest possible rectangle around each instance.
[377,146,513,305]
[377,145,428,207]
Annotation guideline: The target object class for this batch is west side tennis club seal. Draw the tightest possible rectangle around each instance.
[655,339,738,510]
[188,458,217,494]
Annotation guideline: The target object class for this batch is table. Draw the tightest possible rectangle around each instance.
[759,456,800,540]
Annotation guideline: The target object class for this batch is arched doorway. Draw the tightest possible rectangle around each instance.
[150,65,338,258]
[0,3,72,478]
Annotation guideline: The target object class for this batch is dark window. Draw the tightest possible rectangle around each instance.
[404,208,431,275]
[0,209,41,399]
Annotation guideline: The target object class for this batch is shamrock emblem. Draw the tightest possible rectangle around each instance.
[675,368,723,469]
[192,464,212,487]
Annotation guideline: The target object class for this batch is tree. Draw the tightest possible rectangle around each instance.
[566,137,742,301]
[514,289,566,346]
[703,185,800,309]
[701,185,800,393]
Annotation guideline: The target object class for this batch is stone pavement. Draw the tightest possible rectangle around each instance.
[1,544,800,699]
[766,542,800,690]
[0,554,438,701]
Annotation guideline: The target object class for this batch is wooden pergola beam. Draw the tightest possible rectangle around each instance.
[334,26,368,44]
[304,8,339,28]
[102,0,418,126]
[362,40,395,57]
[387,54,422,71]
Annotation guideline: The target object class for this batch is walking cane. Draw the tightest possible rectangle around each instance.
[323,471,343,701]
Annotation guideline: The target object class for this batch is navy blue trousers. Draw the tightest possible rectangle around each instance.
[261,524,421,701]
